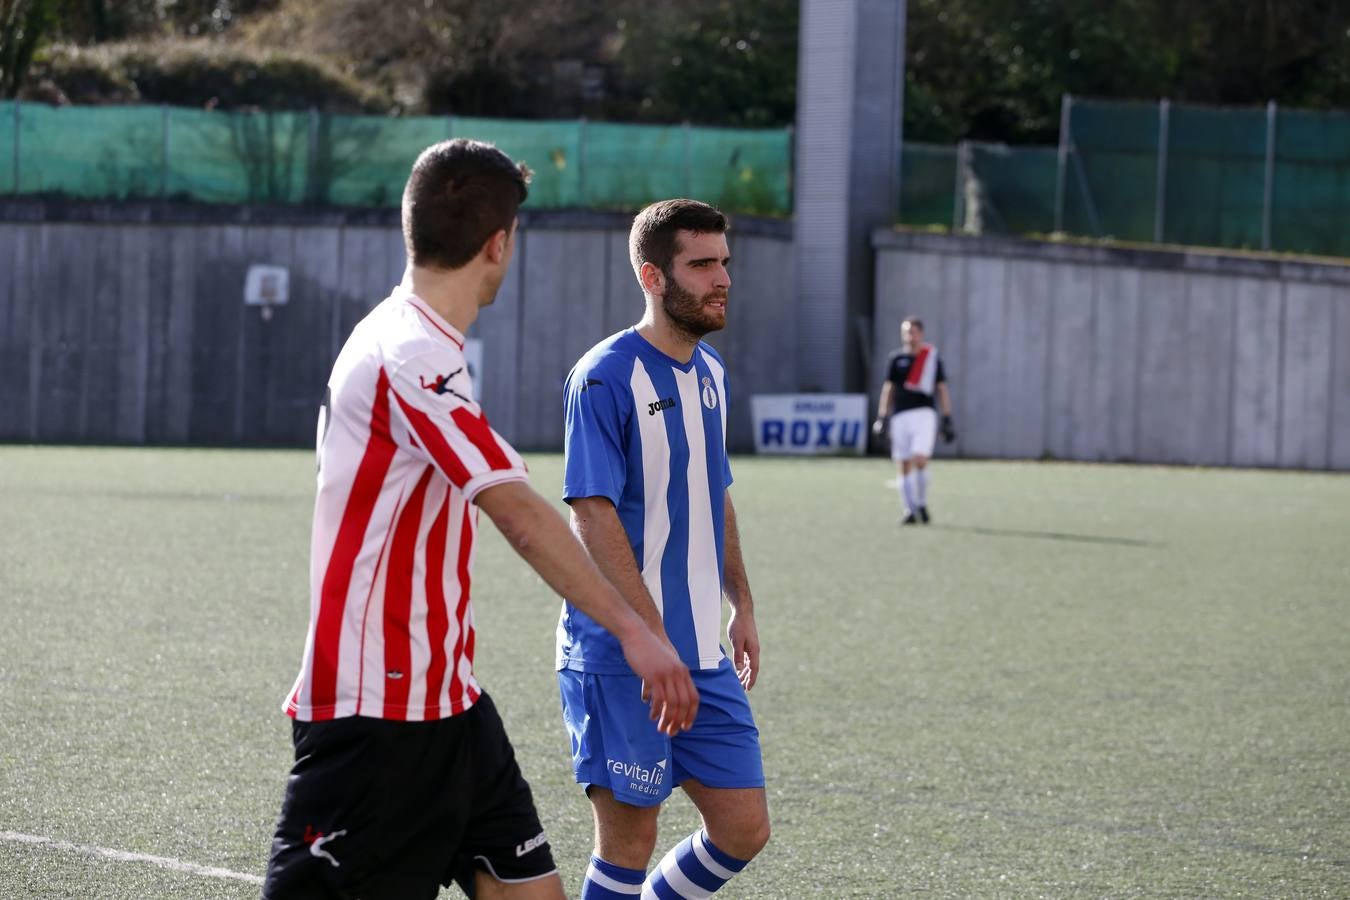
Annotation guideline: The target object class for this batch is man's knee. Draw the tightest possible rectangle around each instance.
[706,807,770,862]
[688,785,771,862]
[913,455,929,469]
[900,459,914,474]
[589,788,660,868]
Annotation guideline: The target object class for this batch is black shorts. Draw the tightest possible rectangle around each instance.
[261,692,556,900]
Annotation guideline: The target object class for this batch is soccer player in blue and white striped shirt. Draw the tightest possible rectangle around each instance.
[557,199,770,899]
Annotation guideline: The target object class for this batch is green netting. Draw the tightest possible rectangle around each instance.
[321,115,449,208]
[1067,99,1160,241]
[16,103,163,199]
[0,103,790,215]
[578,122,685,209]
[166,108,309,204]
[1164,104,1267,250]
[1271,108,1350,257]
[452,117,583,209]
[967,144,1058,236]
[0,102,16,194]
[899,143,956,227]
[687,126,791,216]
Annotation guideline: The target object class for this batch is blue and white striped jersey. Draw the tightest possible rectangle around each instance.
[558,328,733,674]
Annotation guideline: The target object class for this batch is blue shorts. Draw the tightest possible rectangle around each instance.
[557,658,764,807]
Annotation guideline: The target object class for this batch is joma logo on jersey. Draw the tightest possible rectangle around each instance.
[647,397,676,416]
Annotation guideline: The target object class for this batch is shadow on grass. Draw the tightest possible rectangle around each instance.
[934,523,1162,548]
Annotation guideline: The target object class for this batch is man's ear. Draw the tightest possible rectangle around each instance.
[483,229,508,264]
[640,261,665,295]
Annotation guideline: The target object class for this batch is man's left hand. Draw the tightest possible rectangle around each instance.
[941,415,957,443]
[727,609,760,691]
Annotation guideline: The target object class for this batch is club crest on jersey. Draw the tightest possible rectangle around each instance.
[419,367,470,403]
[701,376,718,410]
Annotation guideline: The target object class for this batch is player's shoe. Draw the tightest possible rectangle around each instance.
[918,506,930,524]
[900,513,918,525]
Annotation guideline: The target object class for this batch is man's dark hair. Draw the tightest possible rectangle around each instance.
[629,199,729,281]
[402,139,532,270]
[903,317,924,332]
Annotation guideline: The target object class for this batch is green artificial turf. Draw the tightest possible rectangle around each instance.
[1,446,1346,898]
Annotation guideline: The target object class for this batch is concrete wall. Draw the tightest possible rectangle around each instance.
[0,203,796,452]
[872,230,1350,470]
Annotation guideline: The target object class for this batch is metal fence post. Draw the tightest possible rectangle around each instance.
[577,117,587,206]
[161,105,171,198]
[1053,93,1071,233]
[952,140,967,231]
[1262,100,1277,251]
[682,120,692,196]
[306,107,320,204]
[12,99,20,194]
[1154,98,1170,243]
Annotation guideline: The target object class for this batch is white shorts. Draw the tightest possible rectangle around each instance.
[888,408,937,461]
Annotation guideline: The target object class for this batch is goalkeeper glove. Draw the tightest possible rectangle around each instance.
[941,415,956,443]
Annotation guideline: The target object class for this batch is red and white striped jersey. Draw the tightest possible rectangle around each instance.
[284,284,528,723]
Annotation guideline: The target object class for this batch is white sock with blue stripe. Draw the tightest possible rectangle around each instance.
[641,829,747,899]
[582,855,645,898]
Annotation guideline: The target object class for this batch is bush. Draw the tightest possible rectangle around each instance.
[24,40,390,112]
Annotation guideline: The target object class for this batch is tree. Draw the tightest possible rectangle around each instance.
[1,0,60,97]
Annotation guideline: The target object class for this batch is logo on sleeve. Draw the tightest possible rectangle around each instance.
[419,367,471,403]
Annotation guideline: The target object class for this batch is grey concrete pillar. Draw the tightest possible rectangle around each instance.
[794,0,907,391]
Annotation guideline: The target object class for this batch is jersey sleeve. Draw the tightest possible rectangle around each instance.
[883,351,901,386]
[936,358,948,385]
[562,363,627,506]
[387,349,528,501]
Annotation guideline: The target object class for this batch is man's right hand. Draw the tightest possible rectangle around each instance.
[620,627,698,736]
[871,417,887,438]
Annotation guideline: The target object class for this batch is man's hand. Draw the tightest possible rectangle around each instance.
[871,417,887,439]
[941,414,957,443]
[619,627,698,736]
[727,608,761,691]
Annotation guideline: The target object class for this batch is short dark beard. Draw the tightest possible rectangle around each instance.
[660,267,725,341]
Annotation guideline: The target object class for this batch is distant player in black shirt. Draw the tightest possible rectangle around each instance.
[872,317,955,524]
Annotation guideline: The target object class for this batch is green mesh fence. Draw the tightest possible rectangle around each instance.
[1272,107,1350,257]
[5,99,1348,257]
[1163,104,1267,250]
[967,143,1059,236]
[0,101,790,215]
[1065,99,1160,242]
[899,142,956,227]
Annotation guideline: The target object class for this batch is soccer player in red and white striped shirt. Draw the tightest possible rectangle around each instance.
[262,139,697,900]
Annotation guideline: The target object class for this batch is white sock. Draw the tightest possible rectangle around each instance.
[916,468,930,507]
[901,472,918,514]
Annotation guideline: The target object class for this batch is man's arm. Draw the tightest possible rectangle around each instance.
[723,492,760,691]
[936,382,952,418]
[873,381,894,435]
[475,480,696,735]
[936,381,956,442]
[568,496,669,644]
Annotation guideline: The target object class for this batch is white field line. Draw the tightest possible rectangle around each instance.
[1,830,264,885]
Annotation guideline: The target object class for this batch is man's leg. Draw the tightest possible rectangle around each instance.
[474,870,566,899]
[580,787,660,898]
[913,455,930,523]
[642,781,769,897]
[899,458,920,522]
